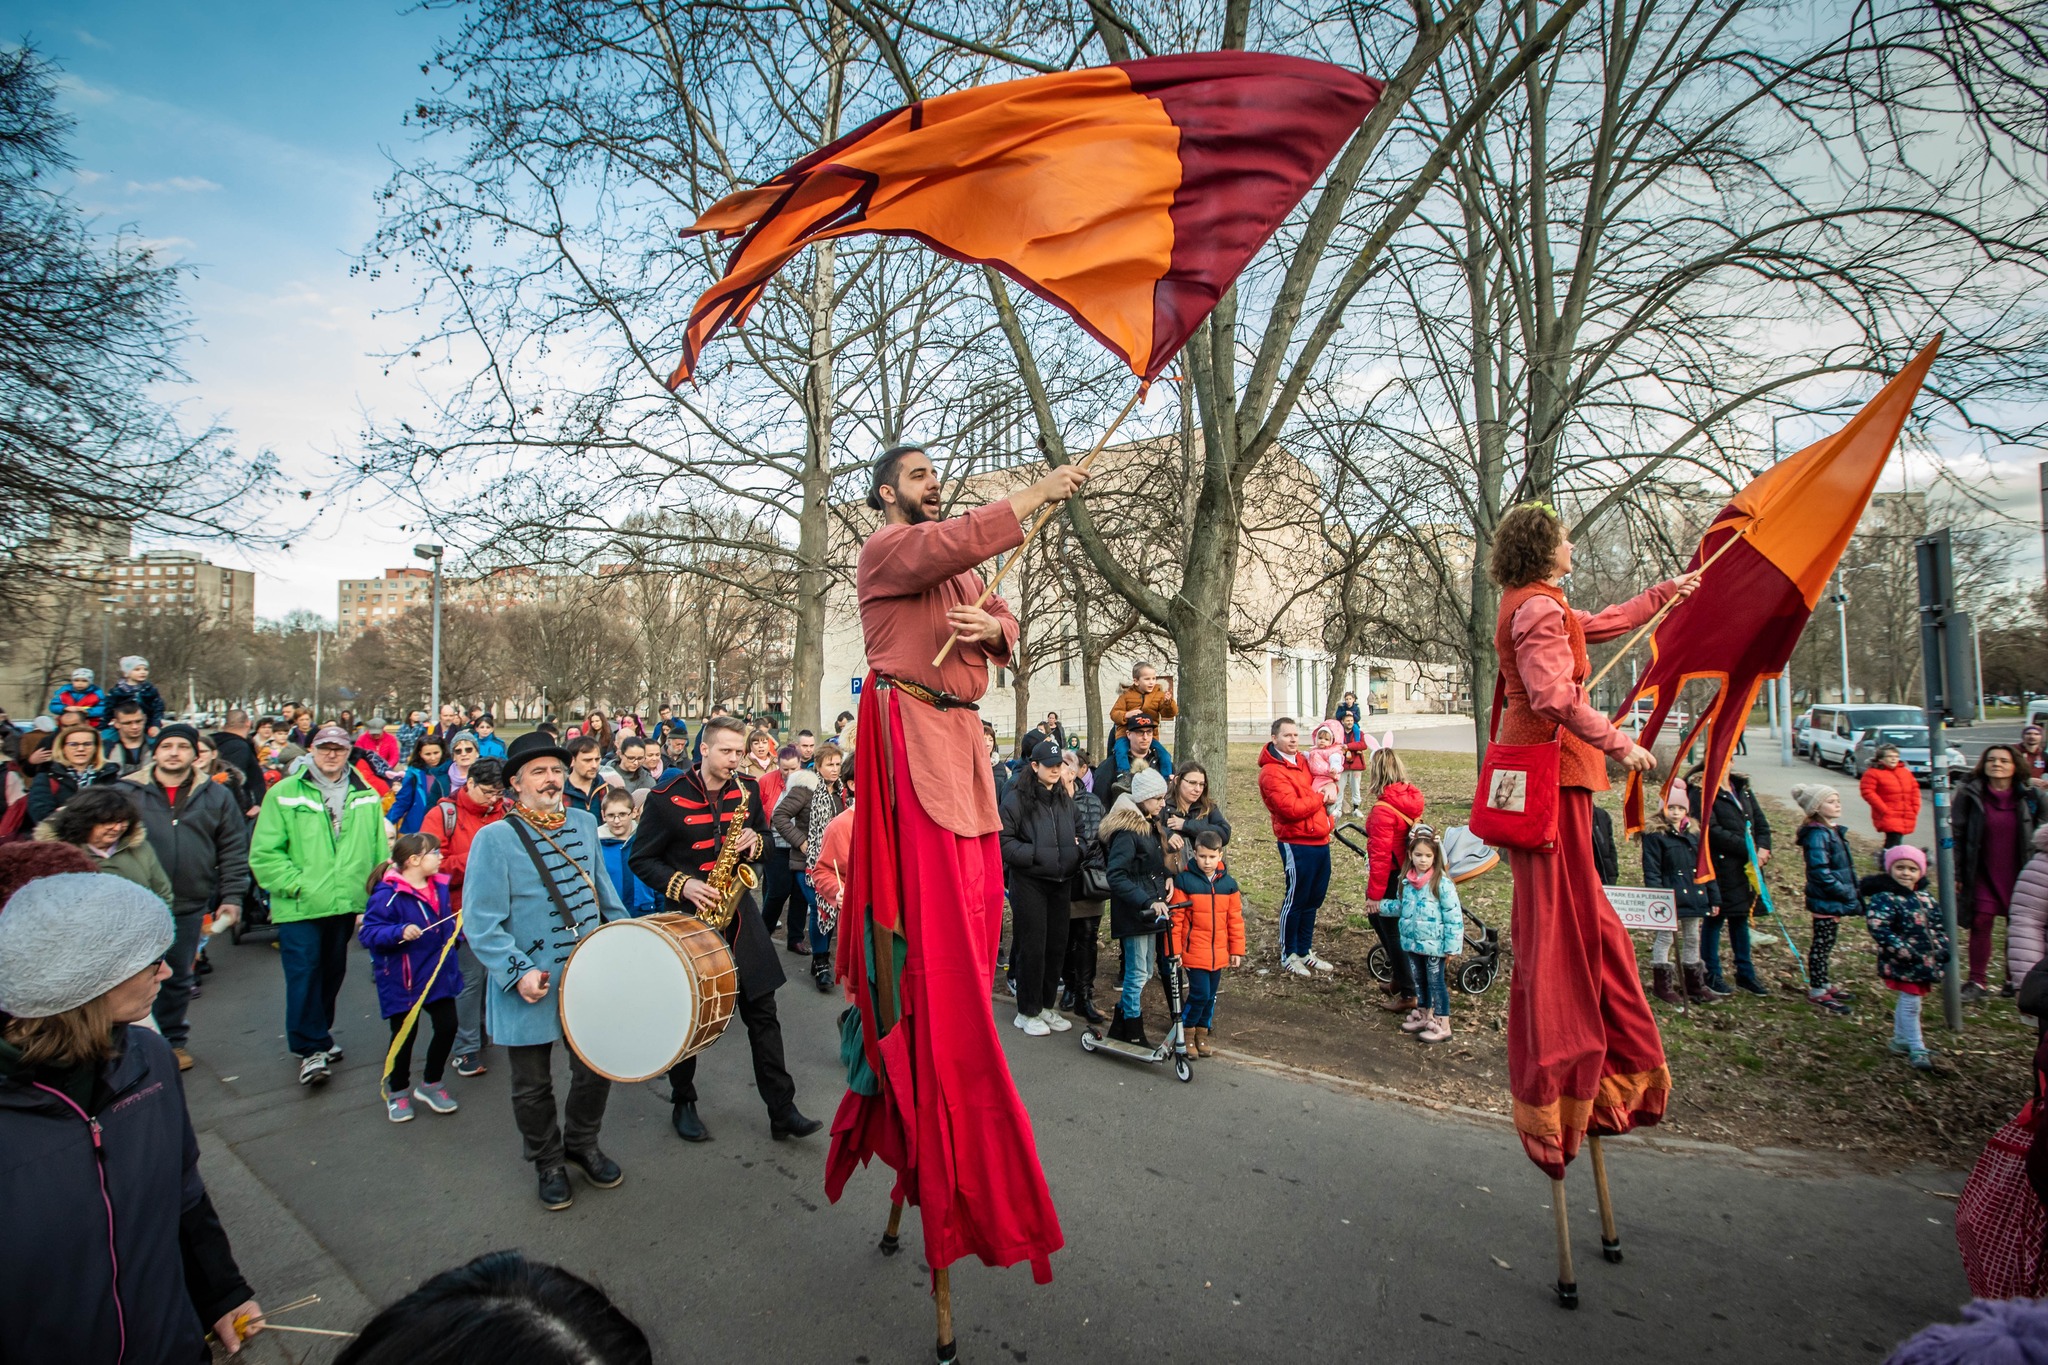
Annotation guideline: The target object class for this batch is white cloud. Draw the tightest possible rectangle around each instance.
[71,168,107,187]
[52,72,113,105]
[126,176,222,194]
[135,236,196,256]
[72,29,111,50]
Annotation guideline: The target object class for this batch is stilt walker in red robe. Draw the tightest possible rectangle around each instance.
[1485,502,1699,1308]
[826,445,1087,1359]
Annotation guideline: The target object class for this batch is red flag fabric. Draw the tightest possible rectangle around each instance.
[668,52,1382,387]
[1618,337,1944,869]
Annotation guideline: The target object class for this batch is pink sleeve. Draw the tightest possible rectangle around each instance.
[860,502,1025,598]
[1510,598,1632,759]
[1576,581,1678,644]
[983,590,1019,665]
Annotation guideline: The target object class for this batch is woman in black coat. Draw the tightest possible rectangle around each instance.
[1951,744,2045,999]
[1000,740,1083,1035]
[27,725,116,824]
[1688,768,1773,997]
[1061,749,1110,1024]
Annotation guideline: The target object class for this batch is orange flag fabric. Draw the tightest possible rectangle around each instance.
[1619,336,1944,874]
[667,53,1382,388]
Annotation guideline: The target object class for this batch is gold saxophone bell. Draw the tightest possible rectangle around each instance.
[737,865,758,890]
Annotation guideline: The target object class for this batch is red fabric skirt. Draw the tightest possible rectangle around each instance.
[825,685,1063,1282]
[1507,787,1670,1178]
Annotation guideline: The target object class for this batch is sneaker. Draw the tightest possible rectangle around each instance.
[1044,1011,1073,1033]
[1888,1038,1914,1056]
[1303,951,1336,974]
[1419,1017,1453,1044]
[1282,955,1313,979]
[321,1043,344,1063]
[384,1089,415,1123]
[451,1053,487,1078]
[173,1047,194,1072]
[297,1052,331,1087]
[1961,982,1987,1004]
[1908,1047,1936,1071]
[1734,975,1770,997]
[1012,1012,1052,1037]
[1807,991,1850,1016]
[1822,984,1858,1005]
[1705,976,1735,998]
[412,1081,459,1114]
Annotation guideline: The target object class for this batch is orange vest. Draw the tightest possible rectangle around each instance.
[1494,582,1609,793]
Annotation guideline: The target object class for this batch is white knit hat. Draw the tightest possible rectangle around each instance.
[1789,782,1839,818]
[1130,768,1169,803]
[0,874,173,1018]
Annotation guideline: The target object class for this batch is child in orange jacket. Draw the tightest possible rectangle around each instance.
[1171,832,1245,1057]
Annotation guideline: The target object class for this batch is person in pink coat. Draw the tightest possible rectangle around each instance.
[2007,825,2048,1016]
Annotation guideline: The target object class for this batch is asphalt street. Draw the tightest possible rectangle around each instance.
[184,919,1971,1363]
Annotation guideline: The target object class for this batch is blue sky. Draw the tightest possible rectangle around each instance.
[20,2,454,618]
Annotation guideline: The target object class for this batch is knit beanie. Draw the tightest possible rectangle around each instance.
[1789,783,1838,818]
[0,873,173,1018]
[1883,844,1928,873]
[1130,768,1169,803]
[153,722,201,750]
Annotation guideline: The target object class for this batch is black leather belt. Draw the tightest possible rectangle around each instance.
[874,674,978,712]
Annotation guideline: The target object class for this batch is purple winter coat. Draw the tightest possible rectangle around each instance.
[359,873,464,1019]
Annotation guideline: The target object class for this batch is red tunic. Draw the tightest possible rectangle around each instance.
[826,501,1063,1284]
[1494,578,1677,1179]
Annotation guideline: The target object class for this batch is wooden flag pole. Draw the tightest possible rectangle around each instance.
[1584,525,1753,694]
[930,386,1145,668]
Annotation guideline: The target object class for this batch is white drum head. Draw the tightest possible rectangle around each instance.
[561,921,697,1082]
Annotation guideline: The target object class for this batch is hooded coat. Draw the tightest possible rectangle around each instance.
[359,872,464,1017]
[38,818,175,907]
[1102,794,1167,939]
[122,764,251,916]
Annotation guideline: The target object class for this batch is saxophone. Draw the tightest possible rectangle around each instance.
[698,781,759,933]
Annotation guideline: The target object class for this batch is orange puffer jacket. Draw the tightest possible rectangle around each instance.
[1171,865,1246,971]
[1859,763,1921,835]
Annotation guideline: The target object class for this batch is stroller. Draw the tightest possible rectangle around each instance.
[1080,897,1195,1083]
[1332,821,1504,995]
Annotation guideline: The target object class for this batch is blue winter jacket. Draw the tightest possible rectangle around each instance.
[1385,874,1463,958]
[473,733,508,761]
[599,831,662,916]
[359,874,464,1018]
[388,764,452,835]
[1797,820,1858,915]
[106,678,165,731]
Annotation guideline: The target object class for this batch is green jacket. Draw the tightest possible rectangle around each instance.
[249,768,388,923]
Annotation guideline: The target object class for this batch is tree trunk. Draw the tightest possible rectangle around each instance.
[1172,462,1240,801]
[1012,660,1031,748]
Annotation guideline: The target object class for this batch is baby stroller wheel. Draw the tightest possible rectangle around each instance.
[1174,1055,1192,1083]
[1458,957,1498,995]
[1365,943,1393,985]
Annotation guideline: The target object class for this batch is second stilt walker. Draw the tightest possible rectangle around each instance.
[827,445,1086,1340]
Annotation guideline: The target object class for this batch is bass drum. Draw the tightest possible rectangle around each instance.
[560,914,738,1082]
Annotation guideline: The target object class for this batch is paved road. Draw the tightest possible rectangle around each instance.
[184,922,1972,1362]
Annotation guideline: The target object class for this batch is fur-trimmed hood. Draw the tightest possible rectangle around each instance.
[1097,793,1155,844]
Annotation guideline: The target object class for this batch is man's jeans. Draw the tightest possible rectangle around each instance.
[152,909,205,1047]
[278,915,353,1056]
[452,940,486,1057]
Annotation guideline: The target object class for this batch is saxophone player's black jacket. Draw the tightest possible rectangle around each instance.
[629,764,786,998]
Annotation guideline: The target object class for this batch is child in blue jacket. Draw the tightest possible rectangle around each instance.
[599,789,662,916]
[1792,783,1857,1015]
[1383,823,1462,1045]
[359,831,464,1123]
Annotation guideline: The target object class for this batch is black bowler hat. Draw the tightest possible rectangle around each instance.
[502,730,572,781]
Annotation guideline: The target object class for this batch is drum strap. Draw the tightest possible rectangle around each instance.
[508,816,597,937]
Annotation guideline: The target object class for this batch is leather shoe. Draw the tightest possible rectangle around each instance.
[1377,995,1418,1013]
[672,1102,712,1142]
[771,1107,823,1141]
[566,1147,623,1188]
[538,1166,573,1210]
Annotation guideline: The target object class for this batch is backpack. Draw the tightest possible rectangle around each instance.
[438,797,459,841]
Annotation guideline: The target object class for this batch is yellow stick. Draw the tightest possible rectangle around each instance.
[1585,525,1752,693]
[930,386,1144,668]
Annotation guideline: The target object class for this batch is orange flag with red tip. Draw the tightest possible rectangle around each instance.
[1618,336,1944,877]
[667,53,1382,389]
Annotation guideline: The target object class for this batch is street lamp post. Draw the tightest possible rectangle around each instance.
[414,544,444,723]
[1831,573,1851,702]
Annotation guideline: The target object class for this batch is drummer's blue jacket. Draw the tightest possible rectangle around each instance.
[461,807,626,1046]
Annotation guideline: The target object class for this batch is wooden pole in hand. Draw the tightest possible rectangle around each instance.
[930,386,1144,668]
[1584,525,1754,694]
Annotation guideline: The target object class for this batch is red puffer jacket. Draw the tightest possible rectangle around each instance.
[1364,781,1425,901]
[1258,744,1332,845]
[1859,763,1920,835]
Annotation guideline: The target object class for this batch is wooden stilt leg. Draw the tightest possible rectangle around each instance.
[880,1200,904,1256]
[935,1265,957,1362]
[1590,1136,1622,1263]
[1552,1177,1578,1309]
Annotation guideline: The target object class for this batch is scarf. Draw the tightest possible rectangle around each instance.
[513,804,567,831]
[1405,867,1434,890]
[304,765,350,832]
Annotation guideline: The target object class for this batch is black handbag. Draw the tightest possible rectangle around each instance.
[1072,861,1111,901]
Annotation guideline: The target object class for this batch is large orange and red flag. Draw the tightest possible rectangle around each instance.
[666,52,1383,388]
[1619,337,1944,873]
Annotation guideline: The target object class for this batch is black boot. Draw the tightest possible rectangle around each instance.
[771,1105,823,1140]
[812,952,832,993]
[538,1166,573,1210]
[1075,935,1107,1024]
[1107,1007,1131,1042]
[671,1101,712,1143]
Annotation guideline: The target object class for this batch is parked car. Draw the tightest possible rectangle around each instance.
[1792,708,1817,758]
[1843,725,1967,784]
[1620,697,1689,737]
[1806,704,1926,768]
[2027,697,2048,729]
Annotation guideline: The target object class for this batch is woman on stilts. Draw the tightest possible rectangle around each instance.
[1486,503,1699,1306]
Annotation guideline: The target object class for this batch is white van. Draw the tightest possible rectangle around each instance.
[2027,697,2048,729]
[1807,704,1926,768]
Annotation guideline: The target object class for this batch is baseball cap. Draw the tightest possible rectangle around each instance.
[1124,711,1156,731]
[312,724,352,748]
[1028,738,1062,768]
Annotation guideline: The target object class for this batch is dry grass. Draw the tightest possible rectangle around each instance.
[1169,743,2035,1171]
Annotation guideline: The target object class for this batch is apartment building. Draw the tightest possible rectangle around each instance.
[105,551,256,628]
